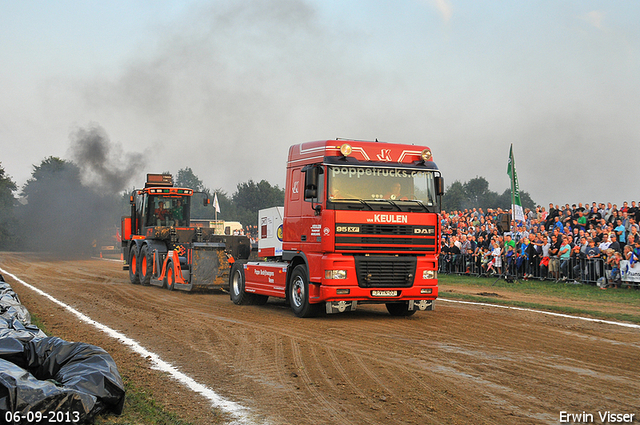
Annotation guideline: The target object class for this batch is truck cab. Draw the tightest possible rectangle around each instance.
[231,140,444,317]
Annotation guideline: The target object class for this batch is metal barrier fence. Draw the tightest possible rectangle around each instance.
[438,252,639,288]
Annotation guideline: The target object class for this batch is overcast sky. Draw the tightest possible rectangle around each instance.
[1,0,639,207]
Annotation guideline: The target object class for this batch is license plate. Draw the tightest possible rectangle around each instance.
[371,290,398,297]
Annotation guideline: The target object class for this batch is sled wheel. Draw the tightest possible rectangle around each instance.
[139,245,152,286]
[166,261,175,291]
[129,245,140,285]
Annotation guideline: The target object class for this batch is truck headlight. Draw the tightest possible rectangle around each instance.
[423,270,437,280]
[325,270,347,279]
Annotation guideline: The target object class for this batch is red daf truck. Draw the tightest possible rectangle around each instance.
[229,139,444,317]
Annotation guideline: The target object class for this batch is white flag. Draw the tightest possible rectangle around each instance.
[213,193,221,214]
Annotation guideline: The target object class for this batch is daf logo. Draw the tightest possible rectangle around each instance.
[414,227,435,235]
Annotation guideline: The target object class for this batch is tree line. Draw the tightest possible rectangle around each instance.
[441,176,535,212]
[0,158,283,252]
[172,167,284,228]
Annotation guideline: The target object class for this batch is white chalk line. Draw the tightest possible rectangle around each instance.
[91,256,122,263]
[439,298,640,330]
[0,266,259,424]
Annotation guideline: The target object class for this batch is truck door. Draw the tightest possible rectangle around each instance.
[300,164,325,281]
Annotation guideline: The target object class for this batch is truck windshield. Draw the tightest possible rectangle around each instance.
[146,195,190,227]
[327,165,437,206]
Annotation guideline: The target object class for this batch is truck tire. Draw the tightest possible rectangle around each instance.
[139,245,153,286]
[165,260,175,291]
[128,245,140,285]
[229,263,254,305]
[386,302,416,317]
[289,265,322,318]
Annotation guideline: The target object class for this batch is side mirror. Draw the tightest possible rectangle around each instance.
[435,176,445,196]
[305,187,317,199]
[204,197,211,207]
[303,164,321,200]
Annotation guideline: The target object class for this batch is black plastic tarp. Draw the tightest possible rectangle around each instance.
[0,275,125,423]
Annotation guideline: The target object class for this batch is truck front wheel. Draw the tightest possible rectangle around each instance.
[289,265,321,318]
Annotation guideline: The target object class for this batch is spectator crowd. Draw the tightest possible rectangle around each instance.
[440,201,640,289]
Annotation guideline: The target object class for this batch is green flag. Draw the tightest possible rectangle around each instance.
[507,144,524,222]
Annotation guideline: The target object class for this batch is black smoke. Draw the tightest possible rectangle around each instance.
[68,124,146,193]
[16,125,146,257]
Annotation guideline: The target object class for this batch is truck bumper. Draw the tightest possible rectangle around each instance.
[316,253,438,303]
[318,285,438,302]
[324,298,434,314]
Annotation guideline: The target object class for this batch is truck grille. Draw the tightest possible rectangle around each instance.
[354,255,417,288]
[335,223,436,253]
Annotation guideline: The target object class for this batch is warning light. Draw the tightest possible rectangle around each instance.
[339,144,352,157]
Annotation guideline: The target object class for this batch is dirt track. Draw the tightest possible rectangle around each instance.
[1,253,639,425]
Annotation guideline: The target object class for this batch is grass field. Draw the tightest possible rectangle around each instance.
[93,380,193,425]
[438,273,640,324]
